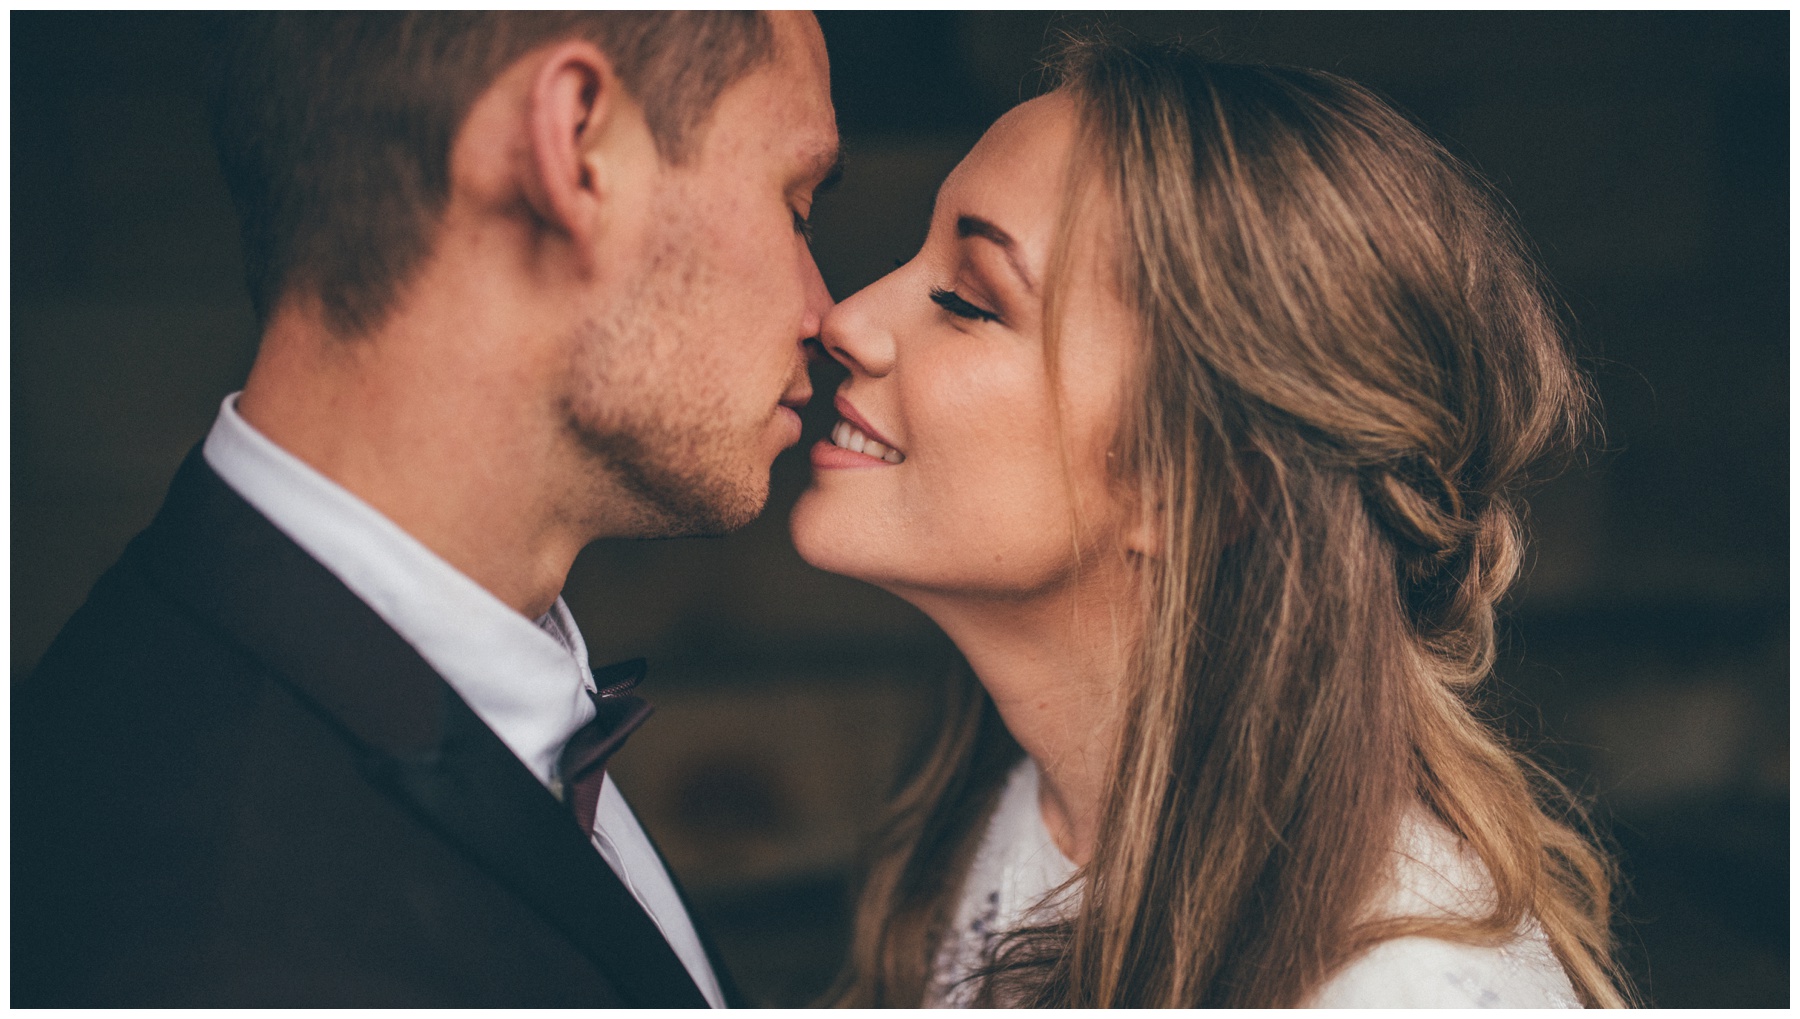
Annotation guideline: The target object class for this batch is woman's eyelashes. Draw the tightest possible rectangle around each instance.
[929,286,1001,323]
[792,208,815,244]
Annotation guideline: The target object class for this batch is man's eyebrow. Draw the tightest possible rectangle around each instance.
[956,214,1038,293]
[817,152,845,195]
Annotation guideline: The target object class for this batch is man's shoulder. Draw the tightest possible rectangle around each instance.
[10,512,608,1006]
[19,455,299,736]
[14,447,399,842]
[22,445,445,741]
[16,505,338,827]
[13,451,673,1007]
[20,533,257,736]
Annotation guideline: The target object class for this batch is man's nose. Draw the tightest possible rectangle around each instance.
[798,249,835,346]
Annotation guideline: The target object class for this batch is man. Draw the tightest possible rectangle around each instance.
[14,12,838,1006]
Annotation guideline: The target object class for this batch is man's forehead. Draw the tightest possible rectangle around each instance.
[698,12,836,179]
[769,16,839,181]
[772,11,831,81]
[779,18,834,110]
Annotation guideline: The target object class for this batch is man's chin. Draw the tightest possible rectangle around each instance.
[571,420,772,538]
[615,467,767,540]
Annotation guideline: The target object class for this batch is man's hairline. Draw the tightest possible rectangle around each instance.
[652,9,788,168]
[276,13,789,334]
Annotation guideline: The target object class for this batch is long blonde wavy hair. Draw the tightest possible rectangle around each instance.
[831,36,1627,1009]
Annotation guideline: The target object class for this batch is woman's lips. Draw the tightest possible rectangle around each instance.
[810,438,894,469]
[834,395,901,451]
[818,394,904,468]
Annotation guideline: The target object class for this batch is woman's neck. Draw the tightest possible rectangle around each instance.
[905,570,1137,865]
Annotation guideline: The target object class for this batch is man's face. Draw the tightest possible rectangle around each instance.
[562,13,838,538]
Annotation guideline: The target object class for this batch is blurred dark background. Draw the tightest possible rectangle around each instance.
[11,11,1787,1007]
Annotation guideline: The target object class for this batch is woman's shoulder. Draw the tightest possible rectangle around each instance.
[1307,928,1579,1008]
[1305,812,1581,1008]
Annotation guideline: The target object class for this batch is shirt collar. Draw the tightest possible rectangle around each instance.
[201,393,596,787]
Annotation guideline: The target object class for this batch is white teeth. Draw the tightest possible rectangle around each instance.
[828,418,905,463]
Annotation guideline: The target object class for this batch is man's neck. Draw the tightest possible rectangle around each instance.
[237,303,592,620]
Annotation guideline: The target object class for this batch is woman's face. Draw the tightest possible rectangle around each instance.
[791,92,1143,601]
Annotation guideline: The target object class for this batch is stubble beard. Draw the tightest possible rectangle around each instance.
[559,216,769,540]
[566,386,764,540]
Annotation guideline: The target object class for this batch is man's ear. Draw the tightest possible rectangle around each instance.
[519,39,654,260]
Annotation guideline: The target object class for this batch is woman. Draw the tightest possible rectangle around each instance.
[791,36,1626,1008]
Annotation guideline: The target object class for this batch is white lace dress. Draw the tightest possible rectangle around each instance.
[927,758,1581,1009]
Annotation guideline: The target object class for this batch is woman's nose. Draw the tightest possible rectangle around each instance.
[819,273,900,379]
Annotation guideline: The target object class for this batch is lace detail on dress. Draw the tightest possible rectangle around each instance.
[926,759,1076,1008]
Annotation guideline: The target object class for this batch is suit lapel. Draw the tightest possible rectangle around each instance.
[640,822,749,1007]
[130,449,709,1007]
[367,690,708,1007]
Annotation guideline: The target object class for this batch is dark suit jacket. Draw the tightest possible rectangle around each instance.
[14,449,739,1006]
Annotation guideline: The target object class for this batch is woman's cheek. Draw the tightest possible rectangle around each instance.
[910,437,1085,591]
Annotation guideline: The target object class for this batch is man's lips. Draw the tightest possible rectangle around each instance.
[771,379,812,445]
[779,386,813,414]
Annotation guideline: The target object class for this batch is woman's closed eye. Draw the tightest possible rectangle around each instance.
[929,286,1000,323]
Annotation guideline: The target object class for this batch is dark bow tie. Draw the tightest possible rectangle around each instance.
[558,657,654,834]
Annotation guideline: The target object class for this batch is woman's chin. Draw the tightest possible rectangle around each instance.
[790,488,921,593]
[789,487,873,579]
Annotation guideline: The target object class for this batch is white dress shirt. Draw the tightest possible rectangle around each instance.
[202,393,725,1008]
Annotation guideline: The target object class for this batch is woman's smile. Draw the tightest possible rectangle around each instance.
[811,395,906,468]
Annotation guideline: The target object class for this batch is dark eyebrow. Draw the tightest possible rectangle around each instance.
[956,214,1038,293]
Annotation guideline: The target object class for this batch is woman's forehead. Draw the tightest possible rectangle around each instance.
[936,93,1083,267]
[955,94,1074,181]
